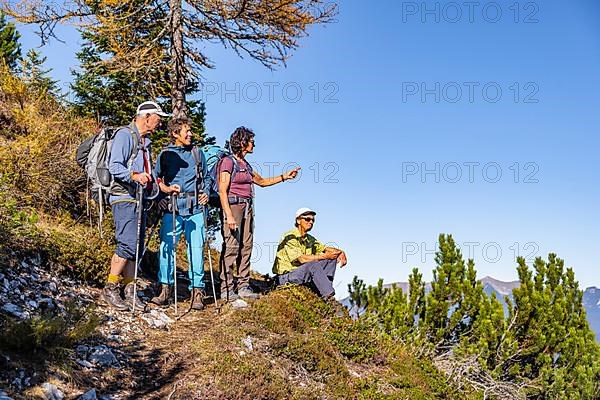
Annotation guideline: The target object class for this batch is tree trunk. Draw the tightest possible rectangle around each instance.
[170,0,186,118]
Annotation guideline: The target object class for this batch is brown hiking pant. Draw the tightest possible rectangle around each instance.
[219,203,254,293]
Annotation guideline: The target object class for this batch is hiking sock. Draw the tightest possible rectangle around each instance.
[107,274,122,284]
[122,277,134,285]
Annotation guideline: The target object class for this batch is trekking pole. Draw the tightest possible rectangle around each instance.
[98,188,104,239]
[135,212,160,272]
[172,194,178,316]
[203,204,218,310]
[183,202,194,316]
[131,183,144,315]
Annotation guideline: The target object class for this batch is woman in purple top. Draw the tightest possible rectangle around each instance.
[218,127,300,301]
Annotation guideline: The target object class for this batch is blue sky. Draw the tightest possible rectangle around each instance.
[16,0,600,296]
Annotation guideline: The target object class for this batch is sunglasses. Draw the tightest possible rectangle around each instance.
[300,216,315,222]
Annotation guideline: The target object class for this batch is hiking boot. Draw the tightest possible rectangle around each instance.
[102,282,129,311]
[220,290,240,302]
[190,288,206,310]
[150,284,173,306]
[123,283,147,312]
[238,286,259,300]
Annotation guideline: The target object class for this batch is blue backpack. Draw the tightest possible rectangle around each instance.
[200,144,253,208]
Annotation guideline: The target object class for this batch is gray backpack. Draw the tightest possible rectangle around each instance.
[76,126,138,234]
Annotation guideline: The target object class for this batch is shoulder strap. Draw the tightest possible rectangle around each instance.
[216,154,244,194]
[245,159,254,175]
[229,155,240,183]
[242,158,255,199]
[191,146,202,180]
[191,146,202,200]
[124,126,139,169]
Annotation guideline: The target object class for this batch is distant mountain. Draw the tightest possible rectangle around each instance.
[583,287,600,342]
[480,276,520,297]
[480,276,519,315]
[343,277,600,342]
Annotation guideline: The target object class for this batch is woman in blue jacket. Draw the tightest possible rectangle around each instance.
[151,117,210,310]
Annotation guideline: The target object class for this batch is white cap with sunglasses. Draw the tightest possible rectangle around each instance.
[295,207,316,219]
[294,207,343,268]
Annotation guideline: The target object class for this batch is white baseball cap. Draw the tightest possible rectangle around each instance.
[136,101,171,117]
[295,207,316,219]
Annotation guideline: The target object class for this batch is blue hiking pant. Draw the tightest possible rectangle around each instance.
[158,212,206,289]
[112,201,146,261]
[275,259,337,298]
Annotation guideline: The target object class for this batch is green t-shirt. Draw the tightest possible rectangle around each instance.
[272,228,326,275]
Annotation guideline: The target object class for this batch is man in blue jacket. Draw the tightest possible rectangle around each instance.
[151,117,210,310]
[102,101,168,311]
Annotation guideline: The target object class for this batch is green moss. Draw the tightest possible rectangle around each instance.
[385,349,473,399]
[356,378,401,400]
[272,333,348,382]
[327,318,380,362]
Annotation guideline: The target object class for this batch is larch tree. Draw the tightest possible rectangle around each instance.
[1,0,337,117]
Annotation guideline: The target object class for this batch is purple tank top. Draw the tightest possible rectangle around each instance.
[218,156,253,199]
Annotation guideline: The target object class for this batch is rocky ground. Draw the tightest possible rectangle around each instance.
[0,251,253,400]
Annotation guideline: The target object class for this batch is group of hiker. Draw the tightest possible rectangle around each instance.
[95,100,347,313]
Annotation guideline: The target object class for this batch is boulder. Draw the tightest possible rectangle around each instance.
[41,382,64,400]
[88,346,118,368]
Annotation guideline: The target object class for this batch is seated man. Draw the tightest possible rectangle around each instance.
[272,207,347,298]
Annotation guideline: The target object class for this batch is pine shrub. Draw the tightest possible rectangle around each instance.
[350,234,600,399]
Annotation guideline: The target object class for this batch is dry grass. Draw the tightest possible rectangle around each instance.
[0,63,95,214]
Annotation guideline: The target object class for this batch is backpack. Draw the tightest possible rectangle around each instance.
[76,126,138,235]
[200,144,253,208]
